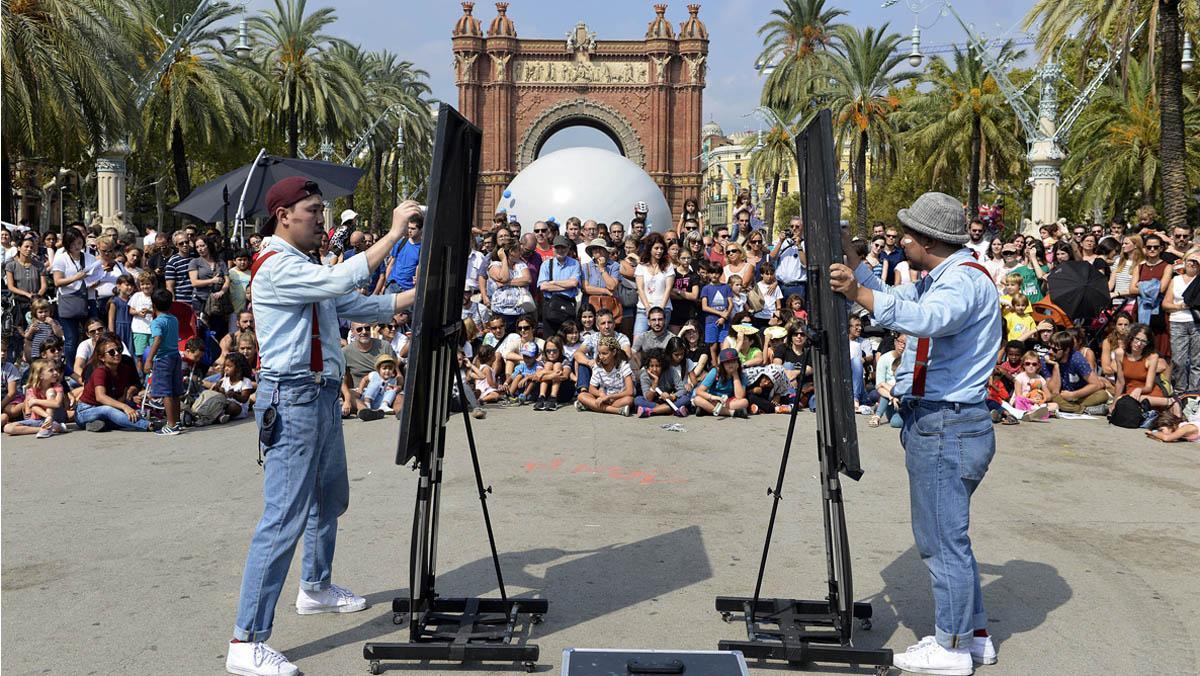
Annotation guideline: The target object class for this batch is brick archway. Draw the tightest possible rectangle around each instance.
[516,98,645,170]
[452,2,708,224]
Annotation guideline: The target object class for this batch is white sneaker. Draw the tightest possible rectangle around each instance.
[225,641,298,676]
[892,636,973,675]
[295,583,367,615]
[857,404,874,415]
[971,635,997,665]
[1026,404,1049,421]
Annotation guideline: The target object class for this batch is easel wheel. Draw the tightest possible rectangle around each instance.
[860,618,872,630]
[720,611,733,622]
[523,661,537,672]
[391,613,404,625]
[530,614,543,625]
[367,660,381,674]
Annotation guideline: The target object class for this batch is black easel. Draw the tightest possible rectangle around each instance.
[714,110,892,674]
[364,325,547,674]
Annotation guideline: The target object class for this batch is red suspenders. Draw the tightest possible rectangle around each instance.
[910,261,991,397]
[250,251,323,372]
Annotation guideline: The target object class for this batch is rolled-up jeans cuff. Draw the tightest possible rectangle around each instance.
[936,626,975,650]
[233,624,271,642]
[300,579,330,593]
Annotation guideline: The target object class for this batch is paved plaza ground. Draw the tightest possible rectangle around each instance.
[2,406,1198,675]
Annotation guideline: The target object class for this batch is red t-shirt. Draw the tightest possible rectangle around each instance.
[80,362,137,406]
[535,244,555,261]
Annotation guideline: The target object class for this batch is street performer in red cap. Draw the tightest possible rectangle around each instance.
[225,176,421,676]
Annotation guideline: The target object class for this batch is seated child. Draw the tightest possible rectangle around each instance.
[692,348,751,418]
[357,354,402,421]
[1009,350,1058,421]
[3,359,67,437]
[469,344,503,405]
[635,348,690,418]
[575,335,635,416]
[216,352,255,420]
[508,342,543,404]
[1004,293,1037,342]
[533,337,570,411]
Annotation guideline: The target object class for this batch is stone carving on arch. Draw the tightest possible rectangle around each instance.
[516,98,646,171]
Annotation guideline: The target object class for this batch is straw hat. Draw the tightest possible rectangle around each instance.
[732,323,758,335]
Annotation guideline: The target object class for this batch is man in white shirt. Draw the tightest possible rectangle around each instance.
[965,219,990,260]
[772,216,807,300]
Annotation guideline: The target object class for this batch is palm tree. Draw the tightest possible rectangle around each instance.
[901,42,1027,217]
[2,0,134,218]
[1063,56,1200,216]
[746,104,806,240]
[757,0,846,110]
[132,0,260,200]
[249,0,361,157]
[818,25,918,230]
[1024,0,1198,227]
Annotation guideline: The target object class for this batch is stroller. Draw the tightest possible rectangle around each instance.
[139,301,220,427]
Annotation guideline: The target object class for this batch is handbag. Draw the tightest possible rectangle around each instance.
[56,253,89,319]
[205,289,233,316]
[616,274,639,308]
[745,284,766,313]
[540,260,577,324]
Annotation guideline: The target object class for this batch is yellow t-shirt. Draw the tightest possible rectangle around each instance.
[1005,309,1036,341]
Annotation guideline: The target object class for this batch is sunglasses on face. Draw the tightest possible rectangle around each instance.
[353,326,370,333]
[717,233,729,239]
[885,234,897,238]
[545,348,560,353]
[534,228,548,234]
[380,323,397,330]
[517,325,533,331]
[489,324,505,331]
[102,348,120,357]
[1023,361,1040,366]
[1146,245,1162,250]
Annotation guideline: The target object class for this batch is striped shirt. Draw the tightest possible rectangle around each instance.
[165,254,194,302]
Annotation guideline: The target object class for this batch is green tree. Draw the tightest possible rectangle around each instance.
[901,42,1027,218]
[132,0,260,200]
[1063,56,1200,216]
[248,0,361,157]
[746,105,805,241]
[818,25,918,230]
[1024,0,1199,227]
[757,0,846,110]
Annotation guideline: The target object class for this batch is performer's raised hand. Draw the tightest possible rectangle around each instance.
[828,263,858,299]
[389,200,422,240]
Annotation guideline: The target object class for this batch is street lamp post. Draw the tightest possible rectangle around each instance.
[885,0,1142,227]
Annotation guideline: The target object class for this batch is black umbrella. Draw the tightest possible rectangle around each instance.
[1046,260,1110,321]
[172,151,365,224]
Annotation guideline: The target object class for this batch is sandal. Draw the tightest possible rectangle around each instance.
[1001,413,1020,425]
[868,415,883,428]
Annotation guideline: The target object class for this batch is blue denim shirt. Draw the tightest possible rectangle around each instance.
[536,255,582,298]
[854,248,1002,403]
[252,238,395,381]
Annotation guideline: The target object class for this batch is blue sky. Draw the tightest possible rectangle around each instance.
[247,0,1039,147]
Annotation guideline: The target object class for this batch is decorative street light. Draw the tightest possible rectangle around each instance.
[234,18,253,60]
[908,25,923,67]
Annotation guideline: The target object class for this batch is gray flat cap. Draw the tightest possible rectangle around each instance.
[897,192,969,245]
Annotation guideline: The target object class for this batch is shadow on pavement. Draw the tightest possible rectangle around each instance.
[861,546,1072,651]
[286,525,712,661]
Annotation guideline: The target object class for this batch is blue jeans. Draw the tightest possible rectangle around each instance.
[576,363,592,394]
[61,317,82,374]
[875,396,903,427]
[899,399,994,649]
[635,392,691,413]
[233,377,349,642]
[362,372,399,409]
[633,307,672,338]
[75,401,150,431]
[779,281,806,302]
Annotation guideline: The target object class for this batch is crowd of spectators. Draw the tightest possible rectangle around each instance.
[4,199,1198,443]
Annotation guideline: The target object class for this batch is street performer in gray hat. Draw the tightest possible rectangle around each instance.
[225,175,422,676]
[829,192,1002,676]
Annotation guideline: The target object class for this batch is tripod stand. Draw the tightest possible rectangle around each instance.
[364,331,547,674]
[714,299,892,674]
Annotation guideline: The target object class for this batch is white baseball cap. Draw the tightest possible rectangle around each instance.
[339,209,358,224]
[634,201,648,213]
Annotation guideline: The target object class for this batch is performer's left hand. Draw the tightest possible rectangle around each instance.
[829,263,858,299]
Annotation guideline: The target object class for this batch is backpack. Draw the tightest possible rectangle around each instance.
[1107,395,1148,429]
[190,389,229,426]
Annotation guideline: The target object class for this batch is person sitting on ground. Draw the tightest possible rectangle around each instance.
[1114,323,1172,410]
[1011,350,1057,421]
[761,325,789,366]
[573,308,631,394]
[676,321,708,386]
[507,342,542,404]
[558,320,584,380]
[692,348,751,418]
[1047,329,1110,414]
[3,359,68,438]
[217,310,255,372]
[630,305,673,371]
[77,335,149,432]
[495,314,544,382]
[847,315,876,411]
[1004,292,1037,342]
[575,335,635,416]
[341,320,395,419]
[745,369,791,415]
[1145,410,1200,442]
[1102,314,1136,380]
[1,340,21,427]
[469,344,503,405]
[727,320,765,366]
[357,353,401,420]
[870,332,907,428]
[533,337,570,411]
[215,352,255,421]
[634,348,689,418]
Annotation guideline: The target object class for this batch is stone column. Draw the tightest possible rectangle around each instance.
[95,152,127,230]
[1027,139,1062,226]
